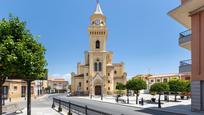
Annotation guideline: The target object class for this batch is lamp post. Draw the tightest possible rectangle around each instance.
[127,89,129,104]
[101,86,103,100]
[158,92,161,108]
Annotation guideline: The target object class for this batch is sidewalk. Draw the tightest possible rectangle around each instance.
[19,107,60,115]
[77,94,204,115]
[4,94,48,106]
[3,94,62,115]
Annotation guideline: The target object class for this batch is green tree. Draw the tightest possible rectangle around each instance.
[116,82,126,95]
[180,80,191,99]
[168,79,182,102]
[0,15,47,115]
[150,83,169,108]
[126,79,147,104]
[132,74,144,80]
[184,80,191,93]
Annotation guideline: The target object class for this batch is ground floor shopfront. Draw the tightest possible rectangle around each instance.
[2,80,36,103]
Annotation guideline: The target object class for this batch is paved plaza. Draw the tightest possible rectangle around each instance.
[74,94,204,115]
[3,93,204,115]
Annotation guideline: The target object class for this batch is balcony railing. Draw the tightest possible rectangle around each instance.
[179,59,192,73]
[179,29,192,45]
[180,59,192,66]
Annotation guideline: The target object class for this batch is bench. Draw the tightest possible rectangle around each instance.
[2,103,24,114]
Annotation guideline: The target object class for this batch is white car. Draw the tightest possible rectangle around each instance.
[67,93,72,97]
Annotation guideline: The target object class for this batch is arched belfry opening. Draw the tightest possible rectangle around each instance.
[96,40,100,49]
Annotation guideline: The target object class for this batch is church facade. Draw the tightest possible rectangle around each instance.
[71,2,127,96]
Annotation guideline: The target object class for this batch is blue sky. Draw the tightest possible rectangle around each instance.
[0,0,190,81]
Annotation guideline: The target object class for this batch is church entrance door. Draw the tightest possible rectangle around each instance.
[95,85,101,95]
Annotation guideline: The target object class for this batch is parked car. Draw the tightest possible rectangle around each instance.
[67,92,72,97]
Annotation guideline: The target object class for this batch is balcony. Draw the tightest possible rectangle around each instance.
[179,29,191,50]
[168,0,204,28]
[179,59,192,73]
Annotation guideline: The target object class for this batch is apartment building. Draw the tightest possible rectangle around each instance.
[2,80,35,102]
[169,0,204,111]
[34,80,48,96]
[143,73,190,93]
[48,77,69,93]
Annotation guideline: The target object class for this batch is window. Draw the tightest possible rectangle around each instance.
[108,80,110,83]
[96,40,100,49]
[14,86,17,91]
[157,79,160,82]
[99,62,102,71]
[151,80,154,83]
[163,79,168,83]
[86,80,88,83]
[185,77,190,80]
[108,73,110,76]
[87,87,88,90]
[31,86,34,94]
[94,62,98,71]
[108,87,110,90]
[3,86,9,99]
[86,73,88,76]
[79,82,81,87]
[114,70,117,74]
[21,86,26,97]
[94,61,102,72]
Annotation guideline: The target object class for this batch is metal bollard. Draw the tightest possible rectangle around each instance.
[68,101,72,115]
[52,98,55,108]
[58,99,62,112]
[141,98,144,106]
[85,105,88,115]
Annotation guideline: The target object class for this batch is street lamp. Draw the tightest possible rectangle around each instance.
[101,86,103,100]
[158,92,161,108]
[127,89,129,104]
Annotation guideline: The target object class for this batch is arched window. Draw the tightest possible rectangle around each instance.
[99,62,102,71]
[94,62,98,71]
[114,70,117,74]
[96,40,100,49]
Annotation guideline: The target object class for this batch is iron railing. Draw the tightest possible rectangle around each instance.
[179,29,192,45]
[180,59,192,66]
[71,91,89,96]
[179,59,192,73]
[52,98,112,115]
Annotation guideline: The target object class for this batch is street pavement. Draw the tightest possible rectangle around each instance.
[3,94,188,115]
[59,96,176,115]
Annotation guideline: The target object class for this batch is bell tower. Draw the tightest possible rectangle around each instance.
[88,1,108,52]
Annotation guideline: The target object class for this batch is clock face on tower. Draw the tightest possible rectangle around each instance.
[95,19,100,25]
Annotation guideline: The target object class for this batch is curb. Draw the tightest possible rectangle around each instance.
[79,97,186,115]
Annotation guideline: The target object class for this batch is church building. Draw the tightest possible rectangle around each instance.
[71,2,127,96]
